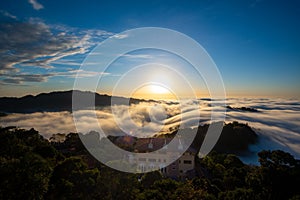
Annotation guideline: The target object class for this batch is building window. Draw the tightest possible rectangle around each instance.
[139,164,145,172]
[183,160,192,164]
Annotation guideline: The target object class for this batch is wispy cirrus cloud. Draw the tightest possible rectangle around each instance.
[28,0,44,10]
[111,33,129,39]
[1,74,51,84]
[0,18,114,84]
[0,69,110,85]
[0,20,88,72]
[0,10,17,20]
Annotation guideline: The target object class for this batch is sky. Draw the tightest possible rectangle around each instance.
[0,0,300,98]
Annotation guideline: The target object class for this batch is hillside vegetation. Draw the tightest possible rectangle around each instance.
[0,126,300,200]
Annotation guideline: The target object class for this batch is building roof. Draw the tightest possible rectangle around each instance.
[132,137,198,154]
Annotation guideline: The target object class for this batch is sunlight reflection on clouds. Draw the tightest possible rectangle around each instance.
[1,98,300,162]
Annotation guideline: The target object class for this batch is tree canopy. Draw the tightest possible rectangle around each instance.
[0,126,299,200]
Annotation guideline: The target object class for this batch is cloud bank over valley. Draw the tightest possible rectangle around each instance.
[1,98,300,163]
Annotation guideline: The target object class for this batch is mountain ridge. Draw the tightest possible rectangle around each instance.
[0,90,151,113]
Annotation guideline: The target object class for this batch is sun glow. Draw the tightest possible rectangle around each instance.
[131,84,177,100]
[149,85,170,94]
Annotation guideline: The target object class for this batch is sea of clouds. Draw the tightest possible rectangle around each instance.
[225,98,300,163]
[1,98,300,163]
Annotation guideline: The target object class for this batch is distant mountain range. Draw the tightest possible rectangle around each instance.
[0,90,260,114]
[0,90,149,113]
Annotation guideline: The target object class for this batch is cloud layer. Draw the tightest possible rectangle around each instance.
[1,98,300,162]
[0,20,82,72]
[28,0,44,10]
[0,18,113,84]
[224,98,300,162]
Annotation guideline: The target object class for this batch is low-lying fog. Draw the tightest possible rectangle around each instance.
[1,98,300,163]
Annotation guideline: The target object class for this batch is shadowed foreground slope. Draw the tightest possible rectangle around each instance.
[1,125,300,199]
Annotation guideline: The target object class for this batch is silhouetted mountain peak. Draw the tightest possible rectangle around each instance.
[0,90,141,113]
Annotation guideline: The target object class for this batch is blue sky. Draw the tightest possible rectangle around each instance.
[0,0,299,98]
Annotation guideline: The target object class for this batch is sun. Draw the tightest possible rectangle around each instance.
[149,85,170,94]
[131,84,177,100]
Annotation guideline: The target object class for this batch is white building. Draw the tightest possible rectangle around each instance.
[127,137,197,180]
